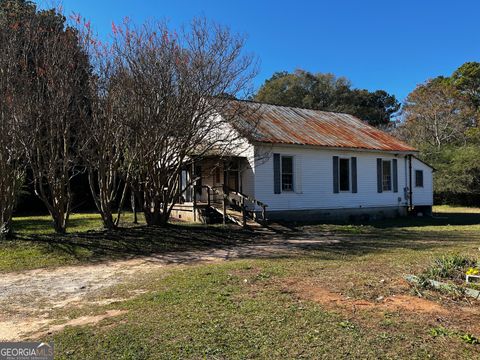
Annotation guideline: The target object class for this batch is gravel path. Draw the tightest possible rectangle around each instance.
[0,232,339,340]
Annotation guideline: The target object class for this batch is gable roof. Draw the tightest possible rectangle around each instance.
[222,101,416,153]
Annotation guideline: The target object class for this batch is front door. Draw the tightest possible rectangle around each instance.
[224,160,239,193]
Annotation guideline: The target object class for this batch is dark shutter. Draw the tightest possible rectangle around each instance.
[377,158,383,193]
[273,153,281,194]
[351,157,357,193]
[333,156,339,193]
[392,159,398,193]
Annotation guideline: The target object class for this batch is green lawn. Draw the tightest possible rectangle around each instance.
[4,205,480,274]
[0,213,106,271]
[4,206,480,358]
[1,212,253,273]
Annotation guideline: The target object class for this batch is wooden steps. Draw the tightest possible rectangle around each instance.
[209,205,262,228]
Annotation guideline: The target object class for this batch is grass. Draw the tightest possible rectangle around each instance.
[1,212,256,273]
[51,258,480,359]
[0,213,100,272]
[12,212,106,235]
[53,263,382,359]
[4,206,480,358]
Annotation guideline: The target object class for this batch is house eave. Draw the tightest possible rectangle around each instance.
[250,141,418,155]
[412,155,436,171]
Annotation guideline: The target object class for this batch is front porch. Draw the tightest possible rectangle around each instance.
[170,156,268,226]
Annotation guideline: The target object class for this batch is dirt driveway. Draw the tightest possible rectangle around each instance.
[0,230,341,341]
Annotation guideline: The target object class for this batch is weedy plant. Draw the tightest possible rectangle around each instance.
[429,327,479,345]
[460,333,480,345]
[429,326,452,338]
[339,321,356,330]
[423,254,477,281]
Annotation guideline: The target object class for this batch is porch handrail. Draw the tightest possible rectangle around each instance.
[223,186,268,226]
[224,187,268,209]
[199,184,268,227]
[199,185,221,207]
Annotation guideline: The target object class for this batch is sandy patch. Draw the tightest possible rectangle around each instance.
[30,310,128,339]
[382,294,448,313]
[289,280,449,315]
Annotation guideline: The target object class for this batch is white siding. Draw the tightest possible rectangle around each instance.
[249,144,433,211]
[411,158,434,206]
[240,144,256,201]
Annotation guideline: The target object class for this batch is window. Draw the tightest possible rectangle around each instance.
[180,169,192,202]
[382,160,392,191]
[281,156,294,191]
[415,170,424,187]
[339,158,350,191]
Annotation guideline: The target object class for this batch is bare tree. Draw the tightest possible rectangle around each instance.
[17,8,91,233]
[76,18,130,230]
[0,11,26,239]
[112,18,258,226]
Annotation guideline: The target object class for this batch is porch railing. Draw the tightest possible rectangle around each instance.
[198,185,268,227]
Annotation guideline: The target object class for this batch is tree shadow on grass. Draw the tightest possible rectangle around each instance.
[308,229,473,258]
[8,210,480,265]
[366,211,480,229]
[12,223,261,263]
[281,213,480,230]
[236,212,480,261]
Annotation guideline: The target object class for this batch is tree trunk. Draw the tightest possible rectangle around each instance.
[102,212,116,231]
[0,221,12,240]
[143,197,169,226]
[131,189,138,224]
[52,215,67,234]
[114,180,129,227]
[144,209,169,226]
[0,190,15,240]
[88,169,118,231]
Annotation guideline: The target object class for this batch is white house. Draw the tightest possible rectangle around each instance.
[172,101,433,224]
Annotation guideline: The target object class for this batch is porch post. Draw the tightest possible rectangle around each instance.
[192,161,197,222]
[241,197,247,228]
[238,157,242,193]
[193,186,197,222]
[223,184,227,225]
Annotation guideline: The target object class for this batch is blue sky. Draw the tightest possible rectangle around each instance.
[58,0,480,101]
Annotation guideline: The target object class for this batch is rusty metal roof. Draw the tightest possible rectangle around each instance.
[223,101,416,152]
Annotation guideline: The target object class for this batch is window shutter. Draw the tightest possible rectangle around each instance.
[377,158,383,193]
[273,153,281,194]
[393,158,398,193]
[295,155,302,193]
[333,156,339,193]
[351,157,357,193]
